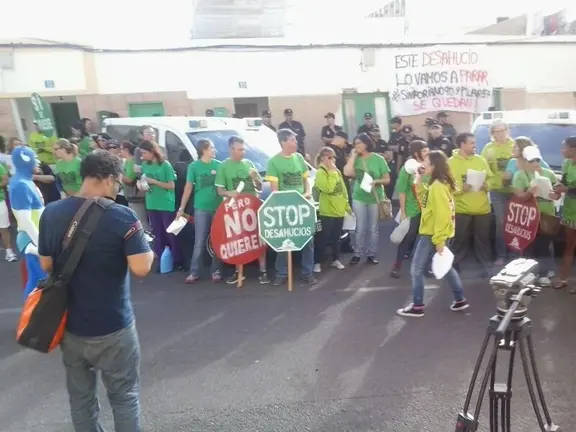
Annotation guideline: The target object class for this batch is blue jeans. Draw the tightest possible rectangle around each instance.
[189,209,221,276]
[411,235,465,307]
[275,239,314,278]
[491,192,510,260]
[61,324,141,432]
[353,200,379,257]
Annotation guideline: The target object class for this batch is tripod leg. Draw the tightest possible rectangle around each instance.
[473,338,499,422]
[462,332,492,413]
[518,336,549,431]
[502,332,518,432]
[526,333,559,431]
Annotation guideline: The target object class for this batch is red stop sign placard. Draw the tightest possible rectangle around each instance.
[210,193,267,265]
[503,195,541,253]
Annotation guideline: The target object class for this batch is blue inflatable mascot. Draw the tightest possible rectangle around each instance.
[8,147,46,298]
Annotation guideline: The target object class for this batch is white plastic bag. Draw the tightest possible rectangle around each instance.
[432,247,455,279]
[390,217,411,244]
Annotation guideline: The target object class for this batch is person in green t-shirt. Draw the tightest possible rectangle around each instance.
[215,136,270,285]
[0,162,17,262]
[480,119,515,265]
[53,139,83,197]
[138,140,183,269]
[553,136,576,291]
[512,142,560,286]
[390,139,429,279]
[265,128,316,285]
[343,133,390,266]
[120,140,149,231]
[29,121,57,165]
[71,122,94,157]
[178,139,222,283]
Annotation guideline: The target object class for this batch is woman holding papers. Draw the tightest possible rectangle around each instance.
[552,137,576,292]
[343,133,390,266]
[447,133,494,277]
[512,138,560,286]
[397,150,469,318]
[313,147,351,273]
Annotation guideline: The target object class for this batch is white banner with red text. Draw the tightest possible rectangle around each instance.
[389,45,492,116]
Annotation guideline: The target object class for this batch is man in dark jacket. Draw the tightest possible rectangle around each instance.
[427,123,454,157]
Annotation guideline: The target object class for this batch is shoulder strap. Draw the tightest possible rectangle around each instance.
[56,197,114,281]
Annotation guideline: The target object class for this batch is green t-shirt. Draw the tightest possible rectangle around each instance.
[78,137,93,157]
[561,159,576,221]
[265,152,308,193]
[480,140,514,192]
[512,168,558,215]
[214,158,260,196]
[55,157,82,195]
[186,159,222,212]
[124,158,137,182]
[29,132,56,165]
[395,166,422,218]
[352,153,390,204]
[0,163,6,202]
[142,160,177,212]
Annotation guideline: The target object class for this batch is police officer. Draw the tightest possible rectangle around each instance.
[388,116,404,172]
[427,122,454,157]
[321,112,342,145]
[357,113,376,134]
[278,109,306,155]
[262,110,276,132]
[437,111,457,143]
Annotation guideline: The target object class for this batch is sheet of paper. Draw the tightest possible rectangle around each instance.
[343,213,356,231]
[465,169,486,192]
[531,172,553,200]
[360,172,374,194]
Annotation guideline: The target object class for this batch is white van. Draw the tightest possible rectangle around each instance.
[472,110,576,171]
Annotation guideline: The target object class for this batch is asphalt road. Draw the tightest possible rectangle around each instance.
[1,227,575,432]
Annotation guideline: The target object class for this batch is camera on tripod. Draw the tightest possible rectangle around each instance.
[490,258,541,320]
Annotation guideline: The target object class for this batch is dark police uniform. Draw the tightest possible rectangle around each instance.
[321,124,343,143]
[428,135,454,157]
[278,109,306,155]
[262,110,276,132]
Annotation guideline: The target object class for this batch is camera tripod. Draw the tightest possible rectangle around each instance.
[454,287,560,432]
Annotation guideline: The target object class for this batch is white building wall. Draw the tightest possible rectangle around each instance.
[0,50,87,94]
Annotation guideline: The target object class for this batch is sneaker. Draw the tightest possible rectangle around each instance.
[367,256,379,265]
[273,277,287,286]
[331,260,345,270]
[5,251,17,262]
[313,263,322,273]
[397,304,425,318]
[212,270,222,282]
[450,299,470,312]
[349,256,360,266]
[302,275,318,285]
[390,269,400,279]
[538,276,552,287]
[185,274,200,284]
[259,271,271,284]
[226,271,240,285]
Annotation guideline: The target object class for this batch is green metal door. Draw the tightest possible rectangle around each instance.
[128,102,165,117]
[342,93,392,138]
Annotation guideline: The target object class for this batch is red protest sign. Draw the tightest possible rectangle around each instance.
[210,193,266,265]
[503,195,540,253]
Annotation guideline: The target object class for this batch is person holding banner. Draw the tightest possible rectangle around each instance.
[178,139,222,283]
[480,119,515,267]
[397,150,469,318]
[215,136,270,285]
[512,139,560,286]
[266,129,317,286]
[554,136,576,292]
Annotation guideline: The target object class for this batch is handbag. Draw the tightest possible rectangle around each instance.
[16,197,113,353]
[361,157,393,221]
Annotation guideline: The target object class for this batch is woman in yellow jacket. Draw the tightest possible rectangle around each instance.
[397,150,470,318]
[313,147,352,273]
